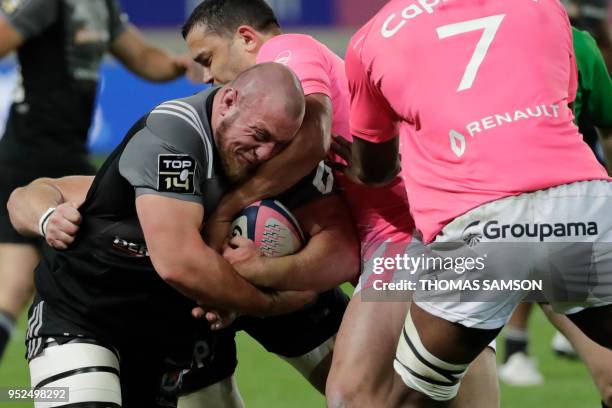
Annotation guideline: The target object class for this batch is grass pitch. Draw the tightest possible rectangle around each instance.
[0,305,600,407]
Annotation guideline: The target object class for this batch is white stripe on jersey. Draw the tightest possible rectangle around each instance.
[165,100,214,178]
[26,303,39,339]
[33,301,44,337]
[27,303,42,358]
[152,101,214,177]
[151,108,202,138]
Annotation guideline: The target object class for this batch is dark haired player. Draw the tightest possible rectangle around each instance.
[343,0,612,406]
[179,1,498,407]
[0,0,196,362]
[176,158,358,407]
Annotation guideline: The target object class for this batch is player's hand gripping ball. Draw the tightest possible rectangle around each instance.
[229,199,305,257]
[194,200,306,330]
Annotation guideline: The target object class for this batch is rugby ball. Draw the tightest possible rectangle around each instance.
[230,200,305,257]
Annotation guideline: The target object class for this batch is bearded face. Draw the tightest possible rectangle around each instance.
[214,110,259,184]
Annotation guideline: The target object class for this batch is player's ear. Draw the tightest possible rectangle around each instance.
[236,25,259,52]
[218,87,238,117]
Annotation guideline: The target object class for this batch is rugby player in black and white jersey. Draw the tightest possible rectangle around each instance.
[6,63,326,407]
[0,0,199,362]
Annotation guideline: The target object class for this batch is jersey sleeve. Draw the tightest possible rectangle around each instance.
[107,0,129,42]
[345,36,398,143]
[577,29,612,128]
[277,161,336,210]
[0,0,58,40]
[118,111,208,204]
[256,35,332,98]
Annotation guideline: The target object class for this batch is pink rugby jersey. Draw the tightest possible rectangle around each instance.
[257,33,415,245]
[346,0,609,243]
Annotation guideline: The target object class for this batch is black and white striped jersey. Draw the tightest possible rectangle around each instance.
[0,0,128,156]
[30,87,226,352]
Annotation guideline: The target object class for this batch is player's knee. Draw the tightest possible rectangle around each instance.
[603,391,612,408]
[326,361,359,408]
[325,380,356,408]
[178,376,244,408]
[597,378,612,407]
[394,310,469,402]
[29,340,122,406]
[282,336,335,384]
[325,364,372,408]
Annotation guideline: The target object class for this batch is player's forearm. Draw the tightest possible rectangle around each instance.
[257,228,359,292]
[111,27,184,82]
[158,236,274,316]
[123,46,182,82]
[353,136,401,186]
[7,179,66,237]
[139,47,185,82]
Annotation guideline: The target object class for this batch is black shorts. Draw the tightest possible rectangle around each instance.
[175,327,238,396]
[26,297,202,407]
[239,287,349,357]
[0,132,94,244]
[178,288,349,395]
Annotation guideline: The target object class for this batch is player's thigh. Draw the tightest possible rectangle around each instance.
[542,303,612,403]
[0,243,39,314]
[328,290,409,393]
[0,157,41,298]
[451,347,499,408]
[178,376,244,408]
[242,288,348,382]
[177,326,240,406]
[409,303,500,364]
[566,304,612,349]
[28,338,122,407]
[541,181,612,347]
[507,302,534,329]
[393,303,500,404]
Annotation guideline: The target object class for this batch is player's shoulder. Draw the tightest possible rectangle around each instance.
[269,33,322,49]
[259,33,325,63]
[573,27,599,55]
[140,88,217,169]
[347,2,396,65]
[146,89,214,147]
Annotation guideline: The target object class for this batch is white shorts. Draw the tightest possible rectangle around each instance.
[415,180,612,330]
[28,339,122,407]
[355,237,423,296]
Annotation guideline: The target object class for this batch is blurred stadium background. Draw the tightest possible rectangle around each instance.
[0,1,608,406]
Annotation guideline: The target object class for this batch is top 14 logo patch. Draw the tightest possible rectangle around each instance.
[157,154,197,194]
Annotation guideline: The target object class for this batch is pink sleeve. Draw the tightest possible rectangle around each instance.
[345,39,397,143]
[257,36,332,98]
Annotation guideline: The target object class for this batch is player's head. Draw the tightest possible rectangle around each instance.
[211,62,305,183]
[182,0,281,85]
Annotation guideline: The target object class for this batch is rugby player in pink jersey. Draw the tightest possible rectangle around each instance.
[182,1,498,406]
[341,0,612,405]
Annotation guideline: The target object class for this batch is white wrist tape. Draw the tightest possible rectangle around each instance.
[38,207,56,238]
